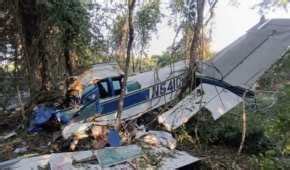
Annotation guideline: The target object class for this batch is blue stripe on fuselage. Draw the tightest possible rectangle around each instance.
[100,88,150,114]
[78,74,184,119]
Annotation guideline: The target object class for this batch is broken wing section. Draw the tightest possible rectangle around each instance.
[158,83,243,131]
[204,84,243,120]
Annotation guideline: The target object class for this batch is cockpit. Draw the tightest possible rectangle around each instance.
[81,76,142,105]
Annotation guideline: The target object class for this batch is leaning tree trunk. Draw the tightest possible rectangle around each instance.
[115,0,136,130]
[179,0,205,99]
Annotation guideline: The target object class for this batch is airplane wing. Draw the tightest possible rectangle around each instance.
[158,19,290,130]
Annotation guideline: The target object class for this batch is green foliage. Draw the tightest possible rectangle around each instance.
[151,49,185,68]
[246,52,290,168]
[262,85,290,155]
[135,0,161,50]
[111,15,127,50]
[169,0,184,14]
[250,153,285,170]
[175,51,290,168]
[152,52,172,67]
[257,0,290,14]
[259,52,290,90]
[47,0,90,61]
[259,0,289,8]
[175,106,272,153]
[47,0,89,36]
[46,0,107,67]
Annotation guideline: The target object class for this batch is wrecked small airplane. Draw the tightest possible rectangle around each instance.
[29,59,254,132]
[29,19,290,132]
[3,18,290,170]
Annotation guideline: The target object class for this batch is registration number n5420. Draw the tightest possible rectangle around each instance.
[151,75,184,98]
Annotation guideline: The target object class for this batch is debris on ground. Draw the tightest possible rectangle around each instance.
[136,130,177,150]
[29,104,69,133]
[0,144,200,169]
[107,129,121,147]
[142,146,200,169]
[96,145,142,167]
[13,146,28,154]
[62,121,92,140]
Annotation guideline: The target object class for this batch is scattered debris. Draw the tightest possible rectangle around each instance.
[29,105,69,133]
[62,121,92,139]
[107,129,121,147]
[69,124,109,151]
[13,147,28,154]
[96,145,142,167]
[136,130,177,150]
[0,144,200,169]
[2,18,290,169]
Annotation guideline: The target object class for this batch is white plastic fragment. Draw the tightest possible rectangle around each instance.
[62,122,92,139]
[14,146,28,154]
[136,130,177,150]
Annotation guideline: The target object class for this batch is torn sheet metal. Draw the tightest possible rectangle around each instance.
[48,146,141,170]
[158,86,203,131]
[96,145,142,167]
[0,146,199,170]
[0,154,52,170]
[158,84,242,131]
[0,146,141,170]
[205,85,242,120]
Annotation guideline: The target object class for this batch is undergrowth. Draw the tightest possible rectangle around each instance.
[175,51,290,169]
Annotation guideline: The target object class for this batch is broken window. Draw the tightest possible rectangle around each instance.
[98,80,110,99]
[112,77,121,95]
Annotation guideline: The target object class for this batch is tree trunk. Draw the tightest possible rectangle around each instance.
[179,0,205,99]
[64,30,73,76]
[115,0,136,130]
[18,0,50,93]
[39,39,50,91]
[138,55,142,72]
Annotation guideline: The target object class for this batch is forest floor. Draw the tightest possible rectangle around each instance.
[0,127,254,169]
[0,106,254,169]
